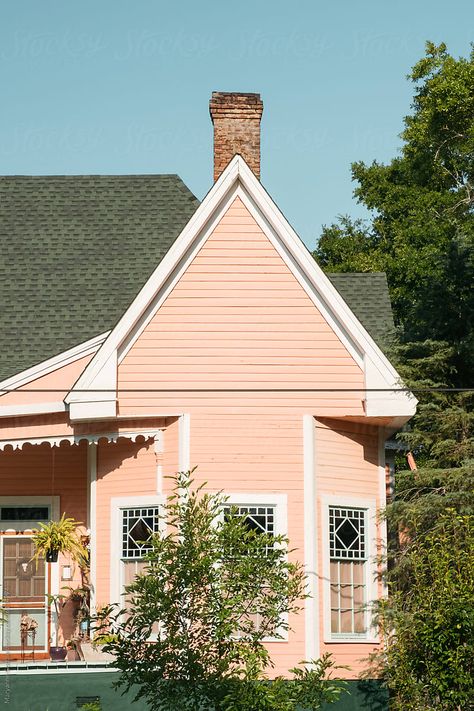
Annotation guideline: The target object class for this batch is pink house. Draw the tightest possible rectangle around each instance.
[0,93,415,680]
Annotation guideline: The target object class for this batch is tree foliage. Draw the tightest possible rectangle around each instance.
[314,42,474,383]
[313,41,474,707]
[95,472,346,711]
[375,513,474,710]
[390,340,474,468]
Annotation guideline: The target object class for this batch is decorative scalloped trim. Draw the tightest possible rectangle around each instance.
[0,429,163,452]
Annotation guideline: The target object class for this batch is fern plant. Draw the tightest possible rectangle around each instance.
[32,513,87,566]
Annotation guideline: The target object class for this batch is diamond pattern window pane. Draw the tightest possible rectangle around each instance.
[223,505,275,554]
[223,505,274,536]
[329,507,366,560]
[122,507,160,559]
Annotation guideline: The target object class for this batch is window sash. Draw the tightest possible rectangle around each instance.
[329,506,366,561]
[329,560,366,635]
[222,504,276,555]
[121,507,160,560]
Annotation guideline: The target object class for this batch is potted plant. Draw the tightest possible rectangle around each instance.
[47,593,68,661]
[31,514,87,566]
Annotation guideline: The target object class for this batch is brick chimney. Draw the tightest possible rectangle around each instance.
[209,92,264,181]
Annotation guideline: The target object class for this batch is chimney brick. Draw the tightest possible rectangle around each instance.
[209,92,263,181]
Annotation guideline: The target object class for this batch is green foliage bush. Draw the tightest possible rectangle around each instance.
[375,512,474,710]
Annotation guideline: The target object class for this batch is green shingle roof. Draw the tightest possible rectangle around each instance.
[0,175,394,382]
[0,175,199,381]
[327,272,395,351]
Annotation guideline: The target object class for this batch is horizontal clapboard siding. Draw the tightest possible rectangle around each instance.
[190,411,306,675]
[315,419,382,674]
[118,197,364,417]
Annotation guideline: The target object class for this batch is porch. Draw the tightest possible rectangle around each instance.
[0,417,175,663]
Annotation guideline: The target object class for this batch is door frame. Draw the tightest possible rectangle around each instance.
[0,496,59,654]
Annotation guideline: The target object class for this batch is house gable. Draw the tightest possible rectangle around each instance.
[66,156,416,423]
[117,196,364,416]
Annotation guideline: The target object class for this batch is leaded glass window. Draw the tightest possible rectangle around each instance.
[223,505,275,554]
[329,506,367,636]
[329,507,366,560]
[122,507,160,560]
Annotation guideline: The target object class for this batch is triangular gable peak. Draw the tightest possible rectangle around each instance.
[66,156,415,422]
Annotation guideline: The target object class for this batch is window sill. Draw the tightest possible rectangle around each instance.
[324,636,379,645]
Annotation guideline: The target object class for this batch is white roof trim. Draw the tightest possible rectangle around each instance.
[65,155,416,420]
[0,429,163,452]
[0,401,66,419]
[0,332,109,396]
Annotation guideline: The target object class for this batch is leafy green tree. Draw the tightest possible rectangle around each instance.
[313,41,474,707]
[390,340,474,468]
[315,42,474,383]
[374,513,474,710]
[365,338,474,708]
[95,472,346,711]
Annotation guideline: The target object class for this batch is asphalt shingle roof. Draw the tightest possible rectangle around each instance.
[0,175,394,382]
[327,272,395,351]
[0,175,199,381]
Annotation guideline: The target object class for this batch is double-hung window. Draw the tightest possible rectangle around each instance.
[221,494,287,641]
[110,496,164,608]
[328,505,368,638]
[121,506,160,588]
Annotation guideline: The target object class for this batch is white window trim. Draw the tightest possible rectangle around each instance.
[110,495,165,607]
[321,495,379,644]
[223,492,288,643]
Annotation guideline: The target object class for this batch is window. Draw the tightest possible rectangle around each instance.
[328,506,367,636]
[111,496,164,608]
[221,495,287,641]
[121,506,160,592]
[223,504,275,554]
[1,506,49,523]
[122,507,160,560]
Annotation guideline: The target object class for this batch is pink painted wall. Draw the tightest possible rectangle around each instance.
[315,418,382,676]
[0,355,93,406]
[94,421,167,605]
[0,441,87,521]
[118,197,365,418]
[189,411,306,674]
[0,412,74,442]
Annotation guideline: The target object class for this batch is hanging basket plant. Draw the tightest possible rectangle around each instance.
[31,514,88,568]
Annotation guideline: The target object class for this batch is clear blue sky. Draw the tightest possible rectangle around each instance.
[0,1,471,248]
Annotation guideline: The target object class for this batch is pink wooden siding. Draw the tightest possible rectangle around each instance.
[162,416,180,494]
[190,411,305,674]
[0,413,74,442]
[117,197,364,417]
[95,424,166,604]
[315,419,382,675]
[0,355,93,406]
[112,198,380,675]
[0,441,87,522]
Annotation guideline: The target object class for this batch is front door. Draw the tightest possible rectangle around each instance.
[1,537,48,655]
